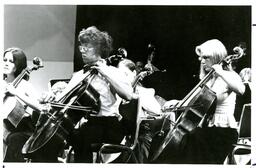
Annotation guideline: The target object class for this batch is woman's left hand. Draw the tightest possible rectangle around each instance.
[212,64,223,76]
[91,60,109,76]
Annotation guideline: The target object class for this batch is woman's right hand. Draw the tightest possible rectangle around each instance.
[162,99,180,111]
[39,91,56,103]
[5,84,17,96]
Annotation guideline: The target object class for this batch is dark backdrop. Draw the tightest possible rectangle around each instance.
[74,5,251,100]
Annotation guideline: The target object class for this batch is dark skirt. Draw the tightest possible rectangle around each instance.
[4,117,34,162]
[180,126,238,164]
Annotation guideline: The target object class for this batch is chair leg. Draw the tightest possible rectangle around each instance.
[131,152,139,163]
[97,146,138,163]
[230,145,251,165]
[226,152,235,164]
[121,148,139,163]
[95,152,102,163]
[65,146,74,163]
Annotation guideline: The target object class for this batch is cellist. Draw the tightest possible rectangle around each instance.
[117,58,163,163]
[163,39,245,164]
[40,26,134,163]
[2,47,44,162]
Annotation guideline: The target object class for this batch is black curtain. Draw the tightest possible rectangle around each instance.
[74,5,251,100]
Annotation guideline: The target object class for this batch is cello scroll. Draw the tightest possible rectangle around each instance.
[223,44,246,64]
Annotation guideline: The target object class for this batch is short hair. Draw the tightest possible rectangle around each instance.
[51,81,68,95]
[78,26,113,59]
[195,39,228,79]
[4,47,28,79]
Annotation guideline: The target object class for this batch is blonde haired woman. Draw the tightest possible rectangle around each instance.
[163,39,245,164]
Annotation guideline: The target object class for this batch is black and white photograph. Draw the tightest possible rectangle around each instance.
[2,0,254,167]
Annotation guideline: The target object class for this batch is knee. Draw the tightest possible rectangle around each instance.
[7,132,28,145]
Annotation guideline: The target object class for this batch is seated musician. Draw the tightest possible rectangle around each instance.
[60,26,133,163]
[163,39,245,164]
[117,58,163,163]
[3,47,45,162]
[117,58,162,116]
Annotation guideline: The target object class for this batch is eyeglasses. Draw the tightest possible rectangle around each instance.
[79,45,94,53]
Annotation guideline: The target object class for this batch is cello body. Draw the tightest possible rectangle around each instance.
[149,85,217,163]
[3,97,27,160]
[22,71,101,162]
[3,96,27,128]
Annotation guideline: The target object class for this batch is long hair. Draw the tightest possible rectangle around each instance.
[78,26,113,59]
[3,47,28,80]
[195,39,228,79]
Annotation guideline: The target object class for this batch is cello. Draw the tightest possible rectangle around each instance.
[22,66,101,162]
[148,45,246,163]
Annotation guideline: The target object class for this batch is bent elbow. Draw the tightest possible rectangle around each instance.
[122,89,134,101]
[125,95,133,101]
[122,92,133,101]
[236,84,246,96]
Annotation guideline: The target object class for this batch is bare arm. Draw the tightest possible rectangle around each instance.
[212,64,245,95]
[6,82,46,113]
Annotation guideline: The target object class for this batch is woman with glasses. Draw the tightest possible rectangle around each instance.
[162,39,245,164]
[63,26,134,163]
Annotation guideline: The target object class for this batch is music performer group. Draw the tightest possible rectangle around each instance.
[3,26,250,164]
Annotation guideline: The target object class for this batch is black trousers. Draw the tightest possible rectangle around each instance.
[4,117,34,162]
[180,126,238,164]
[71,116,124,163]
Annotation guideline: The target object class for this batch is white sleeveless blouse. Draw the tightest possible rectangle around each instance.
[207,77,237,129]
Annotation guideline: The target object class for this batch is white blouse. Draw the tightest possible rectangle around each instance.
[67,63,131,118]
[207,77,237,129]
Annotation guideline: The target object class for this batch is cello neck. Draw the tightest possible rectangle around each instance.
[179,69,215,107]
[10,57,44,88]
[132,70,152,90]
[11,68,30,88]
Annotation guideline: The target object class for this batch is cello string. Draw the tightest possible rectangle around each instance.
[50,102,94,111]
[158,103,203,135]
[162,103,203,112]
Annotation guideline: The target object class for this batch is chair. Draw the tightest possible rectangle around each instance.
[229,103,251,164]
[97,98,142,163]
